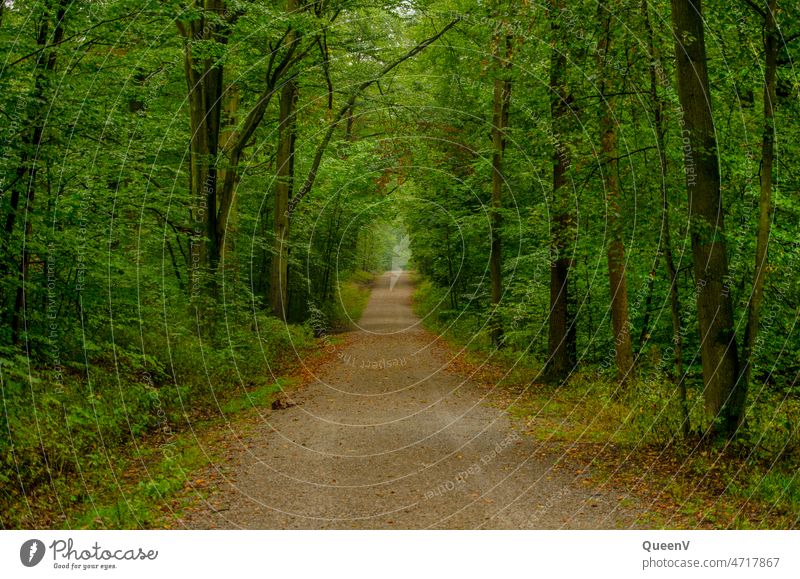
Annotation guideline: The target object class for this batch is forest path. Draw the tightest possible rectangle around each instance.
[177,271,644,529]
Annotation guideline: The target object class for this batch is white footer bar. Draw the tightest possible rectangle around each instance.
[2,530,798,578]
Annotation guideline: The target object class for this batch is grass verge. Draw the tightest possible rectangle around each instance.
[325,270,378,330]
[0,317,343,529]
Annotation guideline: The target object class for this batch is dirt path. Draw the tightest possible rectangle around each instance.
[178,271,644,529]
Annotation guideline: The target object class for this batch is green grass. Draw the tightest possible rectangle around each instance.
[411,276,491,349]
[70,438,210,529]
[221,377,295,414]
[327,270,377,329]
[495,369,798,528]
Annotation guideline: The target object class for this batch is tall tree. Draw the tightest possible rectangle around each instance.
[177,0,229,297]
[489,11,512,347]
[642,0,687,431]
[544,0,576,382]
[597,0,634,381]
[6,0,69,343]
[671,0,744,437]
[741,0,779,388]
[269,1,300,321]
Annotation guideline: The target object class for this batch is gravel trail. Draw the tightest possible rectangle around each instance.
[178,271,643,529]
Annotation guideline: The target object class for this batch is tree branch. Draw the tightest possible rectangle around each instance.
[289,18,460,214]
[742,0,766,18]
[318,32,334,111]
[781,30,800,45]
[10,11,147,67]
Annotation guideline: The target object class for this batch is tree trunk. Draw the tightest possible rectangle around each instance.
[218,82,240,261]
[545,0,576,382]
[9,0,68,344]
[644,0,687,432]
[270,77,298,321]
[670,0,743,437]
[178,0,227,299]
[489,23,512,347]
[597,0,634,382]
[741,0,778,389]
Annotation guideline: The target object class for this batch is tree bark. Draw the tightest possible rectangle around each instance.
[178,0,227,299]
[597,0,634,382]
[269,76,298,321]
[545,0,576,382]
[671,0,743,437]
[267,0,301,321]
[741,0,778,389]
[218,82,240,260]
[489,21,512,347]
[644,0,687,432]
[319,194,343,301]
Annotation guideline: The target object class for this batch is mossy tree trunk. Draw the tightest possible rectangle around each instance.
[671,0,744,437]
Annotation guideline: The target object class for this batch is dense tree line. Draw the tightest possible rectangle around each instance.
[402,0,798,442]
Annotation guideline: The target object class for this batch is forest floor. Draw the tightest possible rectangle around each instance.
[169,271,655,529]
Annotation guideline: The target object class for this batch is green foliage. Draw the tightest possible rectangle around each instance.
[221,378,290,414]
[0,309,315,526]
[739,392,800,462]
[314,270,377,332]
[0,0,798,529]
[412,277,491,349]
